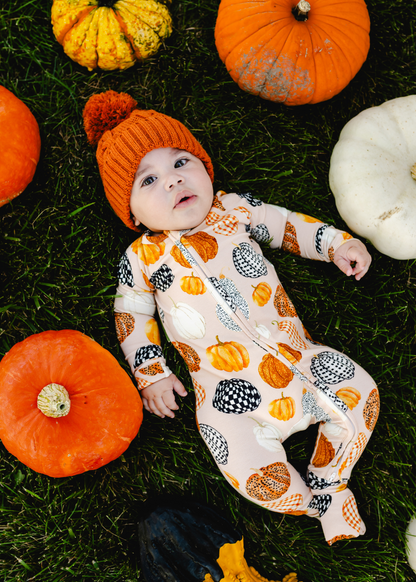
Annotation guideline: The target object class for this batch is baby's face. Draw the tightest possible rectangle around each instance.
[130,147,214,232]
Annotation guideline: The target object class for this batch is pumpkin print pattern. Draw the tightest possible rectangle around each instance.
[113,192,378,545]
[232,242,268,278]
[213,378,261,414]
[252,282,272,306]
[246,462,291,501]
[172,341,201,372]
[282,222,301,255]
[237,192,262,207]
[199,424,229,465]
[118,252,134,287]
[138,362,165,376]
[312,434,335,468]
[212,192,226,210]
[310,352,355,384]
[342,495,362,533]
[273,285,297,318]
[363,387,380,431]
[192,379,206,411]
[213,214,239,235]
[115,312,135,344]
[259,353,293,388]
[132,237,165,265]
[262,493,304,513]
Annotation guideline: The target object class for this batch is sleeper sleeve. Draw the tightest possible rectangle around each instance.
[114,246,172,390]
[245,194,353,262]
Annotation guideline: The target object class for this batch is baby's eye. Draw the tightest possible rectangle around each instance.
[142,176,156,187]
[175,158,188,168]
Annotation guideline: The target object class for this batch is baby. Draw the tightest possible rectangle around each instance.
[84,90,380,546]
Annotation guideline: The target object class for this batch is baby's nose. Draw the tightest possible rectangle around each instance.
[168,177,183,189]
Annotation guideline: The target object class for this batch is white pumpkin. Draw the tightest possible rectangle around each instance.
[170,301,206,340]
[329,95,416,260]
[250,418,283,453]
[406,515,416,573]
[254,323,271,339]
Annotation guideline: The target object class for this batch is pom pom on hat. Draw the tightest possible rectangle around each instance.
[83,90,214,231]
[83,90,137,146]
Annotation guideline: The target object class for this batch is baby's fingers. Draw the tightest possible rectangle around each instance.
[148,396,176,419]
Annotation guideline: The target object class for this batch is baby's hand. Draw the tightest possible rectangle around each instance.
[140,375,187,419]
[333,239,371,281]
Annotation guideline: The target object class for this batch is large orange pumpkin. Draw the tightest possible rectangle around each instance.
[0,330,143,477]
[215,0,370,106]
[0,86,41,207]
[51,0,172,71]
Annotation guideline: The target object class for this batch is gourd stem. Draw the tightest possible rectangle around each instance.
[411,163,416,180]
[293,0,311,21]
[37,383,71,418]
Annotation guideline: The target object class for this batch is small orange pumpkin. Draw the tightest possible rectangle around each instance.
[0,86,41,207]
[180,273,207,295]
[311,433,335,468]
[252,282,272,306]
[259,353,293,388]
[206,336,250,372]
[172,341,201,372]
[215,0,370,106]
[336,386,361,410]
[0,330,143,477]
[144,318,161,345]
[132,237,165,265]
[274,285,297,318]
[268,393,296,421]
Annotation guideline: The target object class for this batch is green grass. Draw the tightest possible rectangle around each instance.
[1,0,416,580]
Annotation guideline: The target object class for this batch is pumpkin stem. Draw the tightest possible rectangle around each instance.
[293,0,311,21]
[411,163,416,180]
[216,335,225,346]
[37,383,71,418]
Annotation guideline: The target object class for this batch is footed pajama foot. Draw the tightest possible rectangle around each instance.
[308,487,366,545]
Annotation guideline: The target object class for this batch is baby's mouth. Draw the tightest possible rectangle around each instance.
[174,191,196,208]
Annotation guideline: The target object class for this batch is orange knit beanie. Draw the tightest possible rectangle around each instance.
[83,90,214,231]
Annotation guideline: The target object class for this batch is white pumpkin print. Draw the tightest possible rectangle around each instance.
[251,418,284,453]
[254,322,271,339]
[170,301,206,339]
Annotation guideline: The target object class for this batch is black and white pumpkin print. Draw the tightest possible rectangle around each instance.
[232,242,268,278]
[209,276,250,331]
[133,344,164,368]
[213,378,261,414]
[149,264,174,291]
[310,352,355,384]
[315,224,330,256]
[237,192,263,207]
[308,494,332,517]
[250,223,270,244]
[302,391,331,423]
[199,424,229,465]
[117,252,134,287]
[308,471,341,491]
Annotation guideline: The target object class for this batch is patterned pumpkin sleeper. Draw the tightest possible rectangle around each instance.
[114,192,380,545]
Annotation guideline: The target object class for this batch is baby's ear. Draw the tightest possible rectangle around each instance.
[131,213,141,227]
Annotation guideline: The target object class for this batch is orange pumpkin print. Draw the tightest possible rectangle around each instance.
[233,205,252,220]
[139,362,165,376]
[206,336,250,372]
[336,387,361,410]
[132,236,165,265]
[259,353,293,388]
[144,318,161,345]
[274,285,297,318]
[172,341,201,372]
[282,221,301,255]
[274,320,309,350]
[252,282,272,306]
[212,192,226,210]
[362,387,380,431]
[277,343,301,365]
[205,210,221,225]
[246,462,291,501]
[223,470,240,489]
[312,434,335,468]
[141,270,155,290]
[192,378,206,410]
[171,231,218,267]
[213,214,239,236]
[262,493,305,514]
[296,213,321,223]
[146,232,168,244]
[115,312,135,344]
[268,393,296,421]
[180,273,206,295]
